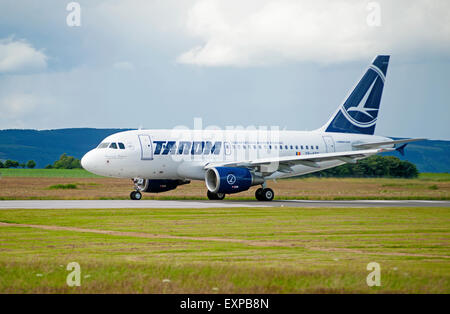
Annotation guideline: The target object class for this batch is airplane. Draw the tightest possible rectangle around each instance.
[81,55,424,201]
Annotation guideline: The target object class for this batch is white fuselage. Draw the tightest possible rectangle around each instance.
[81,129,392,180]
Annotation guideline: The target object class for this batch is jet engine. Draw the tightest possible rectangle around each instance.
[205,167,264,194]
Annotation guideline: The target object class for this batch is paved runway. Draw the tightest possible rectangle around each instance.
[0,199,449,209]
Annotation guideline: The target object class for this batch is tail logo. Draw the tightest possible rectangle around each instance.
[339,64,385,129]
[324,55,389,135]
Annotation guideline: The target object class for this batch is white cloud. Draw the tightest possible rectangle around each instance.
[0,93,39,118]
[113,61,135,71]
[0,38,47,73]
[177,0,450,66]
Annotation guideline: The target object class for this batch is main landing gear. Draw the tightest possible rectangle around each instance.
[207,190,226,200]
[255,187,274,201]
[206,187,275,201]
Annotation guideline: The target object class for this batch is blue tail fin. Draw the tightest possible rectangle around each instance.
[323,55,390,135]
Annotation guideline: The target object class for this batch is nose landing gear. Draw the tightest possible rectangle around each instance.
[130,190,142,200]
[130,178,144,200]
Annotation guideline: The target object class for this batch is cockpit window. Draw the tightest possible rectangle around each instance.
[118,143,125,149]
[109,143,118,149]
[97,142,110,149]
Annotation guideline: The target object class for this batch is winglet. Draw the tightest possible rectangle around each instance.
[396,144,408,156]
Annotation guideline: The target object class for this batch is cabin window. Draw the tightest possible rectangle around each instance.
[301,145,304,150]
[295,145,298,150]
[109,143,118,149]
[306,145,309,149]
[285,145,288,150]
[316,145,319,149]
[118,143,125,149]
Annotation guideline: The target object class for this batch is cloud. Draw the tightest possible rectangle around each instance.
[0,93,39,118]
[177,0,450,66]
[0,38,48,73]
[113,61,135,71]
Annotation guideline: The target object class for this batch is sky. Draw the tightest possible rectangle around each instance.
[0,0,449,140]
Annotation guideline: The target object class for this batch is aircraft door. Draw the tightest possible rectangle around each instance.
[224,142,231,156]
[322,136,336,153]
[138,135,153,160]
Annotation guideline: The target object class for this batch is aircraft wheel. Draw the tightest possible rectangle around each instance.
[207,191,225,200]
[134,191,142,200]
[207,190,217,200]
[255,188,264,201]
[130,191,142,200]
[261,188,274,201]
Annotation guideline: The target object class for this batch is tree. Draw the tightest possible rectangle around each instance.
[4,160,19,168]
[26,160,36,169]
[52,153,82,169]
[308,156,419,178]
[397,160,419,178]
[0,161,4,168]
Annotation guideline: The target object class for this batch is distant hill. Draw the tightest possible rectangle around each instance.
[0,128,131,168]
[382,139,450,173]
[0,128,449,172]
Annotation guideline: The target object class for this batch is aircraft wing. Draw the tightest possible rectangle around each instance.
[204,147,395,174]
[352,138,425,149]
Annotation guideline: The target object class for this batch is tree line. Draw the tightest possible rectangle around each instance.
[0,159,36,168]
[0,154,82,169]
[306,155,419,178]
[45,153,82,169]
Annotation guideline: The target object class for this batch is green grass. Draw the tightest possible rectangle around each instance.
[1,195,449,201]
[1,169,448,181]
[419,173,450,181]
[0,206,449,293]
[3,194,450,201]
[47,184,78,190]
[0,168,102,178]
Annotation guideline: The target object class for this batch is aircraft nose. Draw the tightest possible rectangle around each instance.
[81,151,93,171]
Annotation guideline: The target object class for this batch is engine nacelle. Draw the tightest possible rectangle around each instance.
[205,167,264,194]
[134,179,190,193]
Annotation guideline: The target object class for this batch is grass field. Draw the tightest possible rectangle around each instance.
[0,169,449,200]
[0,169,102,178]
[0,206,449,293]
[2,168,448,180]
